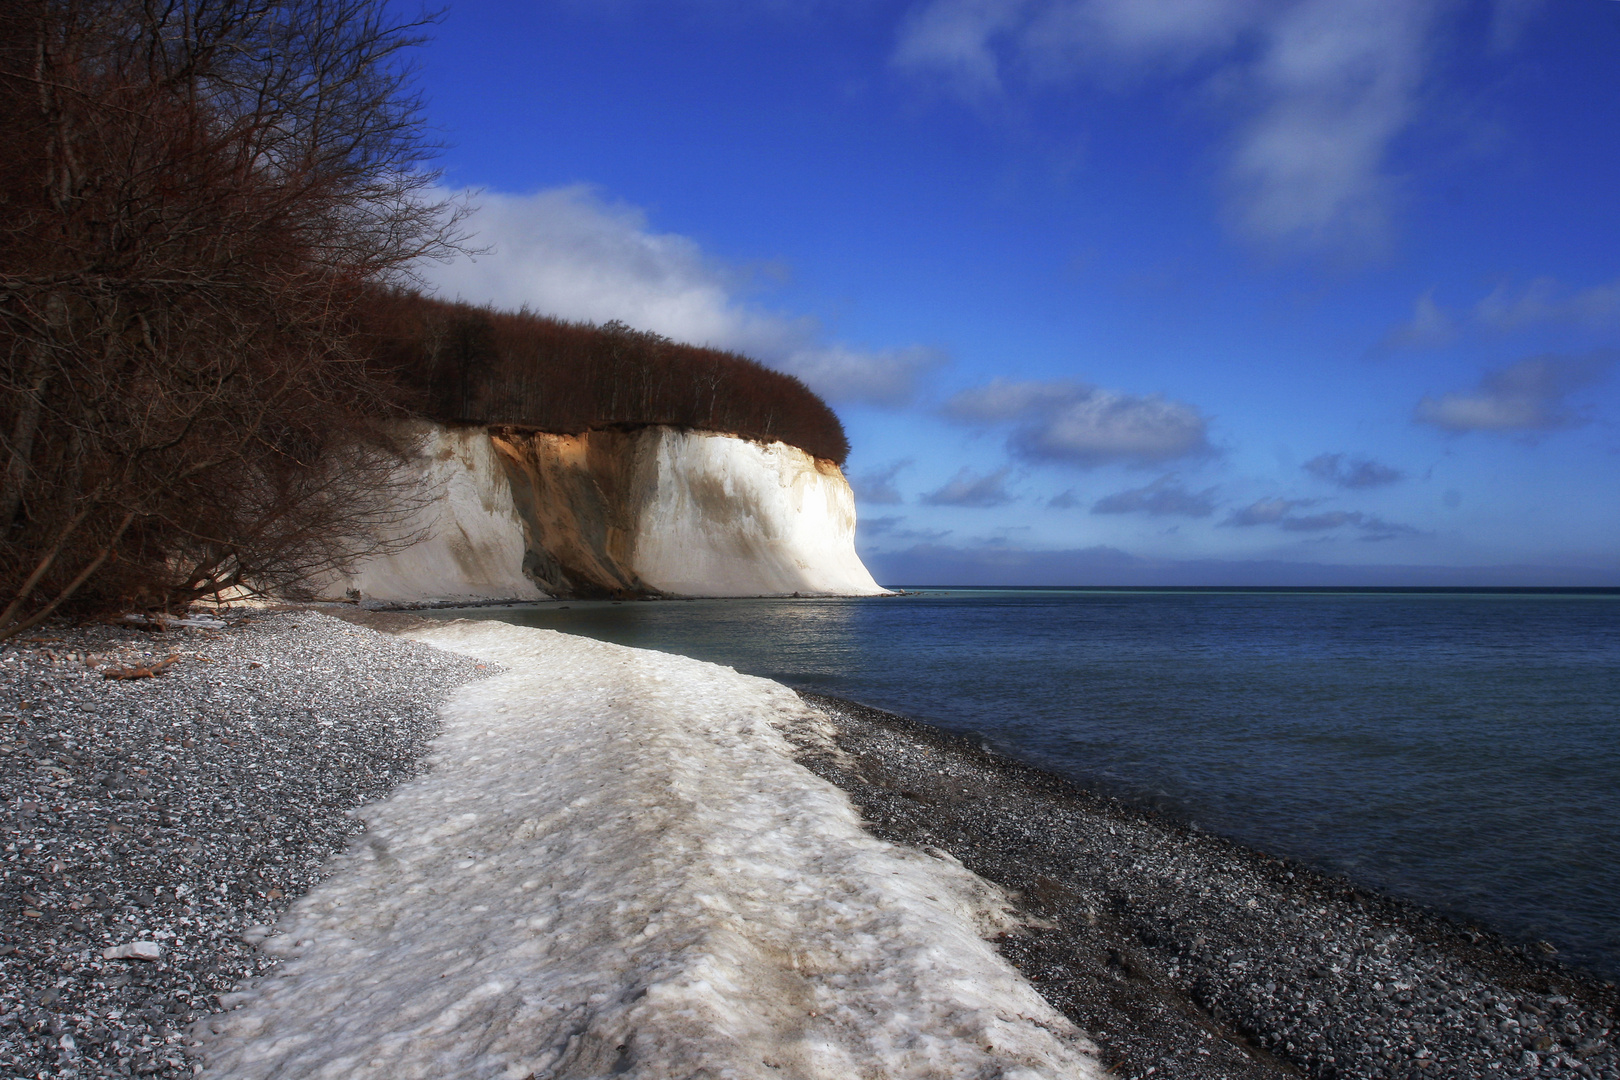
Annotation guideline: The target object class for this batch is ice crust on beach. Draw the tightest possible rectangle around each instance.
[197,622,1102,1079]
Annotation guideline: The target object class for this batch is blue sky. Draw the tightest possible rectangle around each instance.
[412,0,1620,585]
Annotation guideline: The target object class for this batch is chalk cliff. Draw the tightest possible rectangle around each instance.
[330,423,549,605]
[492,427,887,598]
[338,423,887,601]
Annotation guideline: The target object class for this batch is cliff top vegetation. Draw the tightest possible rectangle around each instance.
[362,293,851,465]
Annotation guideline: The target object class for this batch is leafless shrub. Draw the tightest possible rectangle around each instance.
[0,0,462,638]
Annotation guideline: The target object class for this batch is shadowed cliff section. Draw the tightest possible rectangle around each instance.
[361,293,851,465]
[492,428,654,599]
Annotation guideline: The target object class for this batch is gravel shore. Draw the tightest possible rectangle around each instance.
[0,610,486,1079]
[791,692,1620,1080]
[7,610,1617,1080]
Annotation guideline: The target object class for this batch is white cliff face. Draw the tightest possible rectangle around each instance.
[631,429,887,597]
[337,423,548,604]
[342,423,887,602]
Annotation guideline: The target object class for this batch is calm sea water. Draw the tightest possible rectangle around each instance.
[428,588,1620,982]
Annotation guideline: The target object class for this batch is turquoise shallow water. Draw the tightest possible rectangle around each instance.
[428,587,1620,981]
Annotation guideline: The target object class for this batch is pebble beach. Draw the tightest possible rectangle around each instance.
[2,609,1617,1079]
[0,610,486,1078]
[791,694,1620,1080]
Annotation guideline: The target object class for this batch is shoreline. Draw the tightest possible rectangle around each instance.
[0,610,488,1078]
[791,692,1620,1080]
[195,617,1107,1078]
[3,608,1617,1078]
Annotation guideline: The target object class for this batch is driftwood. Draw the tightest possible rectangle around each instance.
[122,615,171,633]
[102,655,179,681]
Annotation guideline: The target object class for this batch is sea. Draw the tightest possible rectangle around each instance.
[427,587,1620,983]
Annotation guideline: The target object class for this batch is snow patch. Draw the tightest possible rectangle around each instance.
[196,621,1102,1078]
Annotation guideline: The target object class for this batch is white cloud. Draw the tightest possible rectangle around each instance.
[1276,510,1419,538]
[921,467,1017,507]
[894,0,1029,95]
[1091,474,1218,516]
[1378,291,1457,351]
[941,376,1081,422]
[850,459,912,504]
[420,185,941,406]
[1023,0,1264,69]
[781,345,948,408]
[1380,276,1620,353]
[1047,489,1082,508]
[860,515,953,543]
[1474,276,1620,333]
[1414,354,1614,433]
[1302,453,1404,489]
[898,0,1264,89]
[944,377,1214,466]
[893,0,1466,251]
[1223,498,1419,539]
[1226,0,1444,250]
[1223,496,1317,526]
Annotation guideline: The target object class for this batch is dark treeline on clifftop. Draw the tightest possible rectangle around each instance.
[359,293,850,465]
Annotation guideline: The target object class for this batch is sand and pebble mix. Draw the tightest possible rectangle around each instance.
[0,610,486,1078]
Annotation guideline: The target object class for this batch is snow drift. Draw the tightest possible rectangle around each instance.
[196,621,1104,1079]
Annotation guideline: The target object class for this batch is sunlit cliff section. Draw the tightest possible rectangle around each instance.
[493,427,886,599]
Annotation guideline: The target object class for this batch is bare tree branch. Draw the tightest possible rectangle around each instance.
[0,0,463,637]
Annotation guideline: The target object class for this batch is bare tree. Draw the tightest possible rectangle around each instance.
[0,0,463,637]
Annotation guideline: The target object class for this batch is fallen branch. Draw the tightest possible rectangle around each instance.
[102,654,179,680]
[122,613,171,632]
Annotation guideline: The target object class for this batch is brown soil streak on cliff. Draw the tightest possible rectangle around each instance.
[489,427,659,599]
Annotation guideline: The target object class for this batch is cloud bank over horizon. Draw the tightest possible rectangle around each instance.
[861,542,1618,589]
